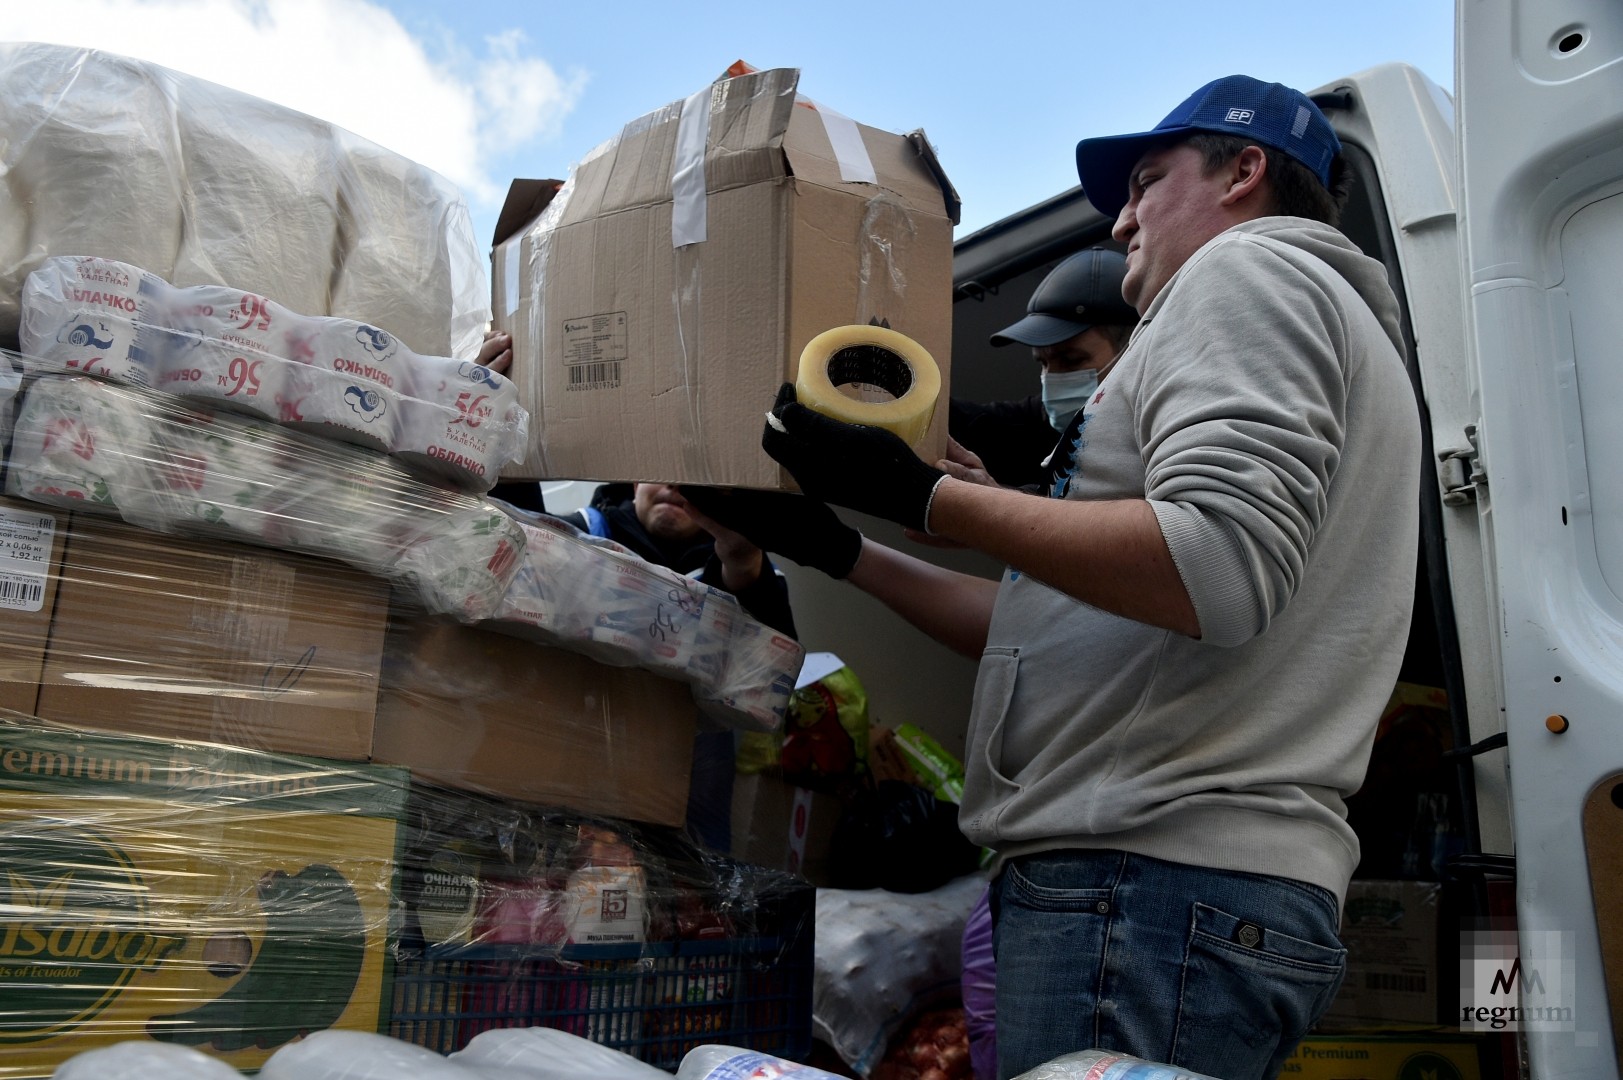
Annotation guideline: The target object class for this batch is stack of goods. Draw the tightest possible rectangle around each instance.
[0,42,488,361]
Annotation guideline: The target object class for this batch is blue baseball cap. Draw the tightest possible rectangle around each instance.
[1075,75,1341,220]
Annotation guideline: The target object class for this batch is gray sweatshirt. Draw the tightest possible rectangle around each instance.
[958,217,1421,905]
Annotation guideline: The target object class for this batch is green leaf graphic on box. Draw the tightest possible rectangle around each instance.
[149,864,366,1051]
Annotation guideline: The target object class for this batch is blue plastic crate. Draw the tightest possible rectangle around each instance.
[388,895,813,1067]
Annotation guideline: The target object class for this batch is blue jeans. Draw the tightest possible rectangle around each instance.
[990,850,1346,1080]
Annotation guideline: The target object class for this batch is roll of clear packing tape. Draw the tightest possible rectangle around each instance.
[793,324,940,447]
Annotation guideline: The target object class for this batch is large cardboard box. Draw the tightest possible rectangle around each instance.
[730,770,839,886]
[373,615,697,826]
[1280,1035,1487,1080]
[34,514,388,760]
[0,497,67,715]
[0,717,406,1077]
[1321,880,1444,1030]
[492,66,960,487]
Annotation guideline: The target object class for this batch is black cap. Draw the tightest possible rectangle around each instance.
[990,248,1137,348]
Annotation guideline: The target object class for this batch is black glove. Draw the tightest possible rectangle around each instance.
[680,485,864,579]
[762,383,947,533]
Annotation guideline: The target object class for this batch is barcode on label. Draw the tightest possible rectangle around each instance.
[0,573,45,612]
[567,360,621,390]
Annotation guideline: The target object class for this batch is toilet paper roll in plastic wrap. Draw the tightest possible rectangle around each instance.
[5,374,147,510]
[5,372,521,622]
[392,495,527,622]
[489,513,798,730]
[18,256,169,388]
[794,323,941,447]
[393,358,527,490]
[154,285,303,419]
[694,613,806,732]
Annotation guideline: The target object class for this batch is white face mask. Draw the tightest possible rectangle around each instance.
[1040,367,1099,432]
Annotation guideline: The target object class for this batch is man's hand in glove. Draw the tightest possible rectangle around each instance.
[761,383,948,533]
[678,486,864,579]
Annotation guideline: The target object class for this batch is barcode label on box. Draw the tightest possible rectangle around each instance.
[567,361,622,389]
[0,572,46,613]
[0,506,55,611]
[561,311,627,391]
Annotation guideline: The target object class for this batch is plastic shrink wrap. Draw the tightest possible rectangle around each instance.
[2,355,801,733]
[2,717,813,1078]
[0,42,489,360]
[0,355,812,1076]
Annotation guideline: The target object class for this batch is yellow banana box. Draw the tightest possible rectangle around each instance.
[0,715,407,1076]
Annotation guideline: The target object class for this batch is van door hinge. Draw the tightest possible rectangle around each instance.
[1438,425,1486,506]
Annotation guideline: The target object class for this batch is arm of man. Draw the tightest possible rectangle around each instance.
[926,484,1197,637]
[845,538,1001,658]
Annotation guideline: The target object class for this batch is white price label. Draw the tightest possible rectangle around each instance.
[0,507,56,613]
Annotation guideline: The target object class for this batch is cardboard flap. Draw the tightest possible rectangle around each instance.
[908,130,962,225]
[492,179,567,247]
[784,111,956,220]
[705,67,800,190]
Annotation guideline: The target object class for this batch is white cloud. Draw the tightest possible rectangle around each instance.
[2,0,582,205]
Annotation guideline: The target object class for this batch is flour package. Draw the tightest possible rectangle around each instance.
[0,42,489,361]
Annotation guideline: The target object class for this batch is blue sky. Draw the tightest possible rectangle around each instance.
[12,0,1455,250]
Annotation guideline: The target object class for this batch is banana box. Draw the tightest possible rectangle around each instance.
[0,716,407,1077]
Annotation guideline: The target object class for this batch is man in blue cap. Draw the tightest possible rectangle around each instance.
[686,74,1421,1080]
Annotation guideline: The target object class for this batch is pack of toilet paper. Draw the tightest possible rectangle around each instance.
[0,42,488,361]
[7,372,527,622]
[493,514,804,732]
[20,257,527,491]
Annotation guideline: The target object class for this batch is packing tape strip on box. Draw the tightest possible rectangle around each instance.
[791,324,940,447]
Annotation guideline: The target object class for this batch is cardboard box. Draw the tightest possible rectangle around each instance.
[1320,880,1443,1030]
[34,514,388,760]
[492,66,960,487]
[373,614,697,826]
[1280,1035,1487,1080]
[0,497,67,715]
[730,770,839,885]
[0,717,406,1077]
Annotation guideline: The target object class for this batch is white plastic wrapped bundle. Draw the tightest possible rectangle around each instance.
[20,257,527,490]
[6,373,147,510]
[491,514,803,731]
[4,371,524,620]
[333,133,488,359]
[0,44,488,362]
[391,492,527,622]
[172,79,339,317]
[693,599,804,732]
[53,1040,246,1079]
[1,45,185,334]
[261,1030,495,1080]
[450,1026,671,1080]
[18,256,169,388]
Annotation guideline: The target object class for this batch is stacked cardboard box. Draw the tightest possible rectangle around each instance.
[0,717,407,1076]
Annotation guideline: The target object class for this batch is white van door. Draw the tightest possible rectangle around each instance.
[1457,1,1623,1074]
